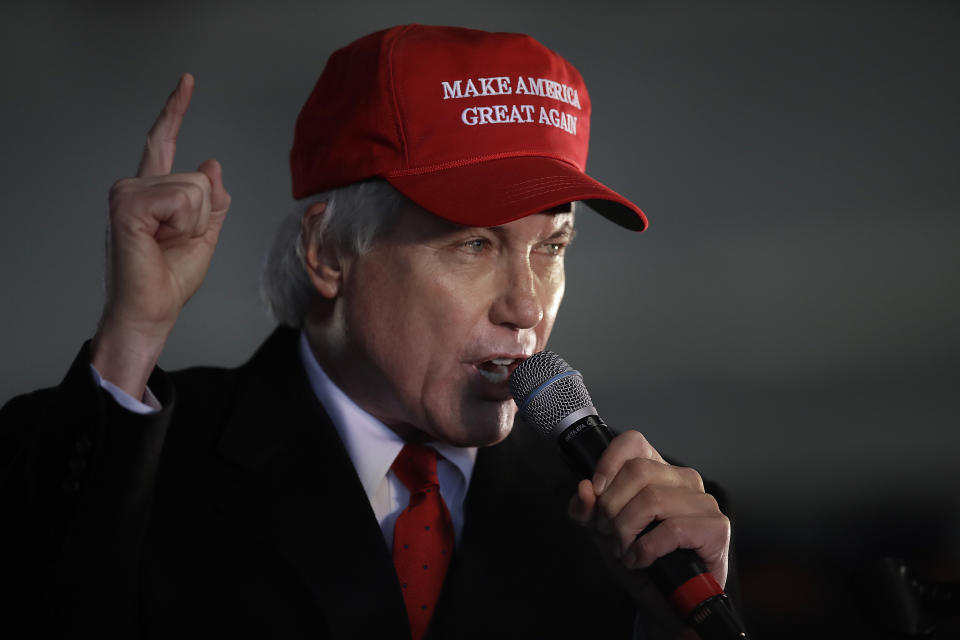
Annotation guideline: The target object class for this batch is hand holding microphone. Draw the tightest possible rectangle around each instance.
[510,351,749,639]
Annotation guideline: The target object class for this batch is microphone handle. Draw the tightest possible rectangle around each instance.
[557,415,749,639]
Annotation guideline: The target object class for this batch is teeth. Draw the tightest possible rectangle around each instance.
[478,367,510,384]
[475,357,519,384]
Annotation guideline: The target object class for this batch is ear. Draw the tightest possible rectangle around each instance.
[302,202,343,299]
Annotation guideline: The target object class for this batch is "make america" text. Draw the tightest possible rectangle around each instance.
[440,75,582,135]
[440,76,581,109]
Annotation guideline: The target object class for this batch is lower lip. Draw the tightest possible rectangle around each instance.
[477,364,511,384]
[471,364,515,399]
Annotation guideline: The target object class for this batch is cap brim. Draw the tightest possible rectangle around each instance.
[386,156,647,231]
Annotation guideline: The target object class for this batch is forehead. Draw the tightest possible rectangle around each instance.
[386,202,576,244]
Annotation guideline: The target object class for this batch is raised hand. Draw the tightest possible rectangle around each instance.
[91,74,231,399]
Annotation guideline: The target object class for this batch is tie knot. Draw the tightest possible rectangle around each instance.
[391,444,440,493]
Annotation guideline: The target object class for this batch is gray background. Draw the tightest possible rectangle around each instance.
[2,0,958,635]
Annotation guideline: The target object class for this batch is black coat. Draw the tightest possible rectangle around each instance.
[1,327,738,638]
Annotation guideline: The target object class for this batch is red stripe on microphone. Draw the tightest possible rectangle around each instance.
[670,573,724,616]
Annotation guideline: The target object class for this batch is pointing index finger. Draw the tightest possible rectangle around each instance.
[137,73,195,178]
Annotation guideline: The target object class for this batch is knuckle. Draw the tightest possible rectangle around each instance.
[108,192,124,213]
[181,181,205,206]
[641,485,664,511]
[173,187,195,211]
[662,518,685,541]
[623,456,651,480]
[628,429,655,455]
[108,184,136,216]
[190,180,208,202]
[678,465,705,491]
[702,515,731,558]
[622,429,650,450]
[192,170,214,192]
[716,513,731,538]
[703,492,720,513]
[109,177,134,194]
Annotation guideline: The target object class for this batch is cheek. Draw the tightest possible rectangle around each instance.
[342,264,429,379]
[350,262,484,395]
[416,279,489,377]
[537,267,566,344]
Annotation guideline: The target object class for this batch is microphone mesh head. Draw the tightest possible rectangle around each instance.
[510,351,594,439]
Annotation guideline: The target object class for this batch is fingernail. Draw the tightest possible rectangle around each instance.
[592,473,607,494]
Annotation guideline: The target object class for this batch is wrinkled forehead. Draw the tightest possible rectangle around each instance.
[387,201,576,243]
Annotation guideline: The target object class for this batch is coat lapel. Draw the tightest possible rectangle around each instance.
[430,422,636,639]
[213,328,410,639]
[429,424,575,636]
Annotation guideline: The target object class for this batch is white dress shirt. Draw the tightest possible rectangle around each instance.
[297,332,476,549]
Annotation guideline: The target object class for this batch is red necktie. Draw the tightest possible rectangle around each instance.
[391,444,454,640]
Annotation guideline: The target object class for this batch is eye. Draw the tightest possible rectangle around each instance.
[538,241,567,256]
[462,237,490,253]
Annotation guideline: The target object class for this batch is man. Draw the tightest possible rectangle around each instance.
[1,25,735,638]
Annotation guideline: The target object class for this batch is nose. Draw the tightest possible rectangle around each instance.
[489,254,544,330]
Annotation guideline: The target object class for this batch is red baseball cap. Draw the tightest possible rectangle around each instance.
[290,25,647,231]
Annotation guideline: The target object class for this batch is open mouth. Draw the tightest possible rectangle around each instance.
[475,358,521,384]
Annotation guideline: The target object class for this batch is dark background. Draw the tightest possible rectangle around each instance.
[2,1,958,636]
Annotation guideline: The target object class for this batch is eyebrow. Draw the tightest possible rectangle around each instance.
[485,219,577,241]
[549,222,577,243]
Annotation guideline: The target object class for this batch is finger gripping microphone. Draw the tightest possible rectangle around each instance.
[510,351,749,640]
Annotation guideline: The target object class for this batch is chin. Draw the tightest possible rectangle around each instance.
[445,400,516,447]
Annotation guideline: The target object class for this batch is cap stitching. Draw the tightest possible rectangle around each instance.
[506,181,591,196]
[386,151,582,177]
[386,25,415,167]
[504,184,609,203]
[505,183,595,200]
[504,175,589,190]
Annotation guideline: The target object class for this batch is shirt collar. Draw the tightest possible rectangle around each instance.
[297,331,476,499]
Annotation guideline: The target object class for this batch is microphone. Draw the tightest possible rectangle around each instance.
[509,351,749,640]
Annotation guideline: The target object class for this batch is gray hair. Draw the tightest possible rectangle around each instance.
[260,179,408,327]
[261,180,580,327]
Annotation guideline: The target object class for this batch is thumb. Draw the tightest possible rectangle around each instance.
[198,158,231,213]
